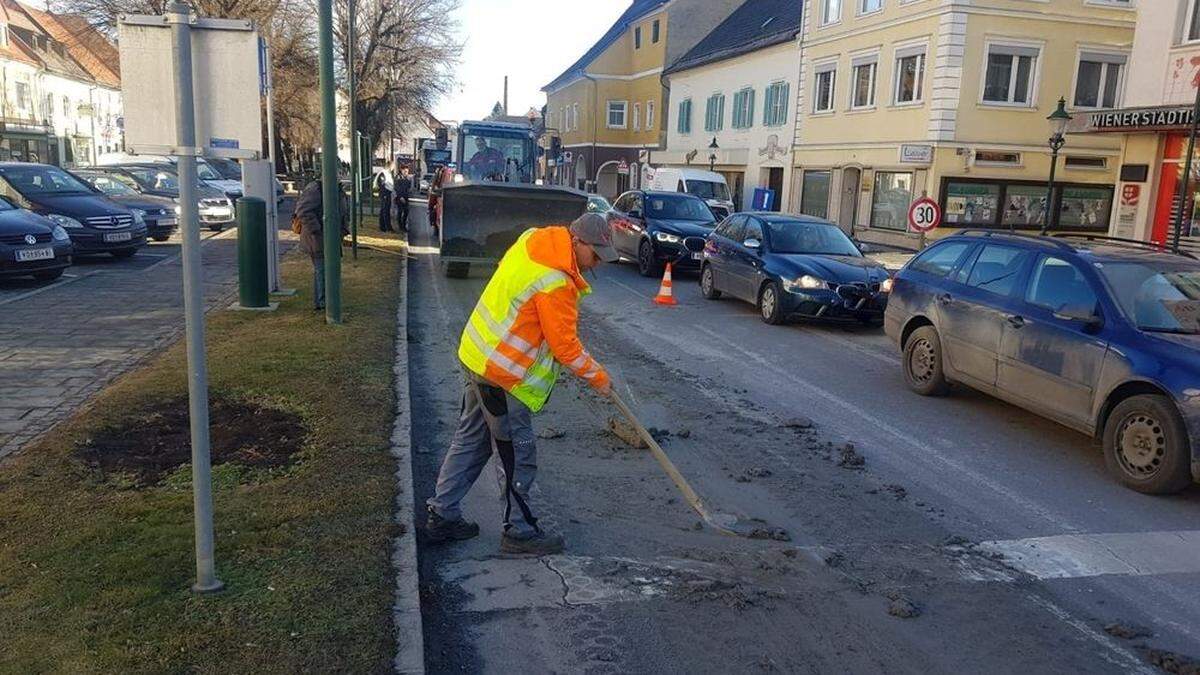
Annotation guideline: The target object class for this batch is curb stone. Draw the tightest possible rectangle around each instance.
[390,239,425,675]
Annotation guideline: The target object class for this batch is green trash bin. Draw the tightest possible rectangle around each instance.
[236,197,269,308]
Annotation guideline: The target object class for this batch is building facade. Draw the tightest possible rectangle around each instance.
[791,0,1134,247]
[659,0,801,212]
[542,0,742,199]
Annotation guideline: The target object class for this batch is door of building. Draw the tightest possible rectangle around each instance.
[840,167,861,233]
[767,167,783,212]
[1150,133,1200,247]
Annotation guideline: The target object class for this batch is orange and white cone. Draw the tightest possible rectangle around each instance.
[653,263,678,306]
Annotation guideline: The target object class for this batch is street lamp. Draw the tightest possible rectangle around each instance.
[1039,97,1072,235]
[708,136,719,171]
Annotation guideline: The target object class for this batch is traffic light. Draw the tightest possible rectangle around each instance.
[436,127,448,150]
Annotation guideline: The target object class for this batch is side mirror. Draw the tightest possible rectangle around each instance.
[743,238,762,250]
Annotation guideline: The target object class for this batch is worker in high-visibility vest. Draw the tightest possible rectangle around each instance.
[425,213,617,555]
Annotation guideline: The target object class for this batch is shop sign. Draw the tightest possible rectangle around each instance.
[1076,106,1194,133]
[1115,184,1140,238]
[899,144,933,164]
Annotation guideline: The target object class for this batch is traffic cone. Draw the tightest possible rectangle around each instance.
[653,263,678,306]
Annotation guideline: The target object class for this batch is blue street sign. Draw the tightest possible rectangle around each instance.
[752,187,775,211]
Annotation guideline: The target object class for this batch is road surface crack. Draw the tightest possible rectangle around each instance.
[542,557,573,608]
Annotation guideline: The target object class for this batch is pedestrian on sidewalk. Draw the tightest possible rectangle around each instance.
[294,177,349,311]
[394,163,412,233]
[375,163,394,233]
[425,213,618,555]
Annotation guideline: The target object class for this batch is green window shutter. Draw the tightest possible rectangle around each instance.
[747,89,755,128]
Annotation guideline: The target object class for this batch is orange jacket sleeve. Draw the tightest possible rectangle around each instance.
[533,285,610,390]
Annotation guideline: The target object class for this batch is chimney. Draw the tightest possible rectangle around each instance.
[503,76,508,115]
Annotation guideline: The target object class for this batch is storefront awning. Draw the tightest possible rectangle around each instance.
[1068,105,1194,134]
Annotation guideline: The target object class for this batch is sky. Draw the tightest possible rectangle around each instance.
[434,0,629,123]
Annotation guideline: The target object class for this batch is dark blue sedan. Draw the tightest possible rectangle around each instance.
[700,213,891,325]
[885,230,1200,494]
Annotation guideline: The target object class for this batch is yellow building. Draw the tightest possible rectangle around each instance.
[542,0,742,198]
[791,0,1135,247]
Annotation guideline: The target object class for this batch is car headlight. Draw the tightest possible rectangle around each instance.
[131,209,146,225]
[782,275,827,293]
[47,213,83,229]
[655,232,681,243]
[174,205,182,215]
[453,173,465,183]
[880,277,894,293]
[51,225,70,241]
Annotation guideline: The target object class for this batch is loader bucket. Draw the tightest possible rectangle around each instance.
[439,182,589,263]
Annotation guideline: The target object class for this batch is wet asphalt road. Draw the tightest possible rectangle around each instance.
[407,204,1200,674]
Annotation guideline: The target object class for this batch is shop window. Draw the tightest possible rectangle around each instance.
[1058,186,1113,229]
[975,150,1021,166]
[763,81,789,126]
[1002,185,1050,229]
[870,171,913,230]
[983,45,1039,105]
[945,181,1002,225]
[705,93,725,132]
[1073,52,1125,109]
[1065,155,1106,169]
[813,66,837,113]
[852,61,877,109]
[732,87,755,129]
[894,48,925,104]
[678,98,692,134]
[944,178,1112,231]
[801,170,831,219]
[821,0,842,25]
[606,101,627,129]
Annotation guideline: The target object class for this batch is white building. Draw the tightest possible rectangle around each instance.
[658,0,802,211]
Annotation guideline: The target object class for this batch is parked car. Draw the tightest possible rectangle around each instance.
[205,156,285,205]
[73,168,179,242]
[0,163,145,258]
[885,231,1200,495]
[607,190,717,277]
[0,196,72,280]
[586,193,611,214]
[647,167,735,220]
[101,164,235,231]
[701,213,891,325]
[98,153,243,201]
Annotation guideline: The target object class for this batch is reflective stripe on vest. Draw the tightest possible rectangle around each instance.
[458,228,579,412]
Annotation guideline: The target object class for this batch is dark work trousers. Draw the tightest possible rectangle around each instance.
[396,195,410,232]
[427,378,539,538]
[378,187,393,232]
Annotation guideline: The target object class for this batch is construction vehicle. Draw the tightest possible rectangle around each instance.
[438,120,587,278]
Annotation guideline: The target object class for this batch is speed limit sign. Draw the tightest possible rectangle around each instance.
[908,196,941,233]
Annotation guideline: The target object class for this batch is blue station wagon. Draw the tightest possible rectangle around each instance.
[885,231,1200,494]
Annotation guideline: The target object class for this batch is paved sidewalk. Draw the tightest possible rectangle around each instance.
[0,228,296,460]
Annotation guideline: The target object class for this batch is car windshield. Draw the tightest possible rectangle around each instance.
[206,157,242,180]
[646,195,713,222]
[126,167,180,192]
[587,196,611,213]
[686,179,730,201]
[767,221,862,257]
[82,174,138,197]
[0,165,93,195]
[196,162,222,181]
[1096,260,1200,334]
[461,131,532,182]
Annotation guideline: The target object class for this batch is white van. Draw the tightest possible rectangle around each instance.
[647,167,735,220]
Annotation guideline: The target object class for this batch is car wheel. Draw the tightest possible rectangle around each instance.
[152,234,171,242]
[758,281,784,325]
[1103,394,1192,495]
[637,239,663,278]
[32,269,63,281]
[700,264,721,300]
[111,248,137,259]
[902,325,949,396]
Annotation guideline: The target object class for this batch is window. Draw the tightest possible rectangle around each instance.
[572,104,578,131]
[15,82,30,110]
[910,242,972,277]
[731,87,755,129]
[975,150,1021,165]
[633,103,641,131]
[1058,186,1113,229]
[944,179,1113,231]
[0,26,8,47]
[705,93,725,132]
[945,181,1001,225]
[607,100,628,129]
[743,217,764,244]
[964,245,1031,297]
[1026,256,1097,315]
[1073,52,1126,109]
[851,61,877,109]
[860,0,882,14]
[800,170,831,219]
[1190,0,1200,42]
[678,98,692,134]
[983,45,1039,105]
[652,19,660,43]
[646,101,655,130]
[1064,156,1106,169]
[718,214,747,242]
[821,0,842,25]
[42,94,51,120]
[763,81,789,126]
[813,66,837,113]
[635,26,642,49]
[894,48,925,104]
[871,171,913,230]
[1002,184,1051,228]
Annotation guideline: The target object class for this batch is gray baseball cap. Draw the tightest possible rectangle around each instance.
[569,213,619,263]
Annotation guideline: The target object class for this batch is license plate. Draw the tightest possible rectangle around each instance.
[15,247,53,262]
[104,231,133,243]
[691,252,703,260]
[159,218,177,226]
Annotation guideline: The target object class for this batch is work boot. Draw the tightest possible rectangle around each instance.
[500,530,565,556]
[424,507,480,544]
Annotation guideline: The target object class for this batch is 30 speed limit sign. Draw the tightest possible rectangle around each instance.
[907,196,941,233]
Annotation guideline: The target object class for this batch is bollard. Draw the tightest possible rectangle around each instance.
[236,197,269,308]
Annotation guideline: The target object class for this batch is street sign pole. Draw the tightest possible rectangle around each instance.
[348,0,359,261]
[167,1,223,594]
[318,0,342,324]
[263,42,283,293]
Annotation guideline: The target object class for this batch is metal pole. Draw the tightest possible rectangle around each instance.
[1040,140,1060,236]
[1173,83,1200,253]
[318,0,342,323]
[167,1,222,594]
[264,44,281,292]
[348,0,358,260]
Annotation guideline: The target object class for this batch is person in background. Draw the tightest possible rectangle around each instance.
[375,162,394,233]
[394,162,412,233]
[294,178,349,311]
